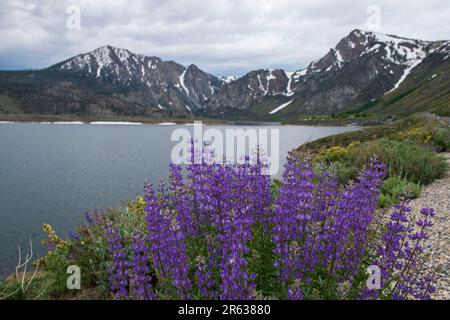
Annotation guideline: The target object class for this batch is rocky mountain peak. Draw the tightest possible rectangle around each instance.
[309,30,432,78]
[43,46,226,116]
[201,30,448,118]
[56,45,166,83]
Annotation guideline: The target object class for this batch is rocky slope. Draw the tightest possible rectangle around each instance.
[369,40,450,117]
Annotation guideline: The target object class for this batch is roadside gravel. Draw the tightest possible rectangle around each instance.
[409,153,450,300]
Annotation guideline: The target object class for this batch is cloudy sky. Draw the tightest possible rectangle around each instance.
[0,0,449,76]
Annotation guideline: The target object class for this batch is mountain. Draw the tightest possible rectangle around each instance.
[0,46,224,117]
[364,40,450,116]
[198,68,293,118]
[200,29,449,119]
[0,30,449,120]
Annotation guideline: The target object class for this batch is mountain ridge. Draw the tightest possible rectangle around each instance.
[0,29,449,119]
[201,29,449,119]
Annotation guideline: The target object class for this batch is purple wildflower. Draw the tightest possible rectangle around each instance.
[145,181,192,299]
[105,221,130,299]
[100,146,435,301]
[130,234,155,300]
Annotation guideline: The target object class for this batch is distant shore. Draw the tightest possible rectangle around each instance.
[0,113,229,125]
[0,113,378,127]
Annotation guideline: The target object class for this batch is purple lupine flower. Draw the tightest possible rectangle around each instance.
[287,281,304,300]
[326,159,385,280]
[358,287,380,300]
[272,157,316,285]
[105,221,130,299]
[84,211,94,225]
[239,150,273,226]
[169,162,196,235]
[46,242,57,251]
[145,181,192,299]
[130,234,155,300]
[362,204,436,300]
[68,230,81,241]
[272,157,385,297]
[217,208,256,300]
[101,147,435,301]
[195,256,218,299]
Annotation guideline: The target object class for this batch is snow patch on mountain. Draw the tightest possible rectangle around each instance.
[363,43,382,55]
[366,32,430,66]
[335,49,344,68]
[292,68,307,83]
[94,47,114,77]
[436,41,450,60]
[208,81,215,94]
[179,67,190,95]
[266,69,276,82]
[114,47,131,64]
[269,99,295,114]
[220,75,238,84]
[385,55,426,95]
[283,71,295,96]
[257,74,268,96]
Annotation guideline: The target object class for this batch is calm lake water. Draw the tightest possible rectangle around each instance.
[0,122,358,276]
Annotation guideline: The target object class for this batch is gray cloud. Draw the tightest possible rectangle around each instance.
[0,0,449,76]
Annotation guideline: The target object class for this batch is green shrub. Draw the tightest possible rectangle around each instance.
[378,176,422,207]
[382,140,447,184]
[315,137,448,187]
[377,194,394,208]
[351,139,448,185]
[271,179,281,198]
[327,161,359,184]
[0,276,49,300]
[35,197,149,299]
[432,127,450,151]
[395,118,450,152]
[0,280,23,300]
[70,199,148,293]
[37,224,73,296]
[297,114,450,157]
[349,140,390,168]
[69,212,111,292]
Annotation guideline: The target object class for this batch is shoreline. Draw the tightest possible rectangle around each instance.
[0,120,362,128]
[0,113,372,127]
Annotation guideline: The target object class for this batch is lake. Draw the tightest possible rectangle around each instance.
[0,122,358,277]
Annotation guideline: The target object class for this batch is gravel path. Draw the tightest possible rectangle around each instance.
[409,152,450,300]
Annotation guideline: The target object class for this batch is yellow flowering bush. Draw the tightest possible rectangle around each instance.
[41,224,70,252]
[316,145,348,163]
[394,120,449,152]
[130,196,146,214]
[38,224,72,294]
